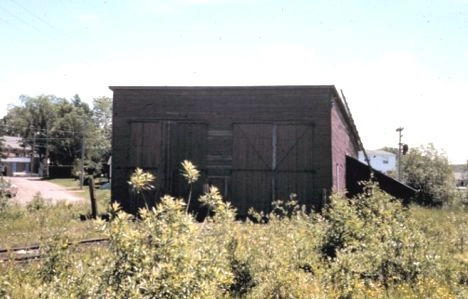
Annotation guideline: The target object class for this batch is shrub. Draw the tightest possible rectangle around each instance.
[320,183,438,297]
[402,144,456,206]
[1,165,466,298]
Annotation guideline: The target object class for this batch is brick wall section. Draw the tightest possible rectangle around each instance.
[330,98,359,192]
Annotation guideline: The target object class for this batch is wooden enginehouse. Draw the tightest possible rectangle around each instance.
[110,85,360,215]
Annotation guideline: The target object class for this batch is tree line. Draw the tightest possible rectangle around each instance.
[1,94,112,177]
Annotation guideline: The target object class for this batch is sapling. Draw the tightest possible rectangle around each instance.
[180,160,200,213]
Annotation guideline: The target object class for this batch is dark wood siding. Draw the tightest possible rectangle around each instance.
[275,124,317,207]
[115,120,207,213]
[163,122,207,210]
[111,86,344,214]
[231,123,318,215]
[127,122,163,211]
[232,124,273,215]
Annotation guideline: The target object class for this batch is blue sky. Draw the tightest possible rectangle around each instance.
[1,0,467,162]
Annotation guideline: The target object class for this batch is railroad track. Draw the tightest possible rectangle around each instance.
[0,238,109,263]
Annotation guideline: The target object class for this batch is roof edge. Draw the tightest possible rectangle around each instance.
[109,85,337,91]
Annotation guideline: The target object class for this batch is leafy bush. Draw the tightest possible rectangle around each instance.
[1,165,466,298]
[402,144,456,206]
[320,183,438,297]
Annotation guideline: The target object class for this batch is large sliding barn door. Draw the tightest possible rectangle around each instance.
[231,123,315,216]
[129,121,207,209]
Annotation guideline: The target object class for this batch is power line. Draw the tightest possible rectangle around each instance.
[8,0,67,37]
[0,2,64,43]
[0,4,42,34]
[0,15,17,28]
[23,137,78,141]
[0,123,88,135]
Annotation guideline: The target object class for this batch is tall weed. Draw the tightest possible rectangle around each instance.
[1,167,466,298]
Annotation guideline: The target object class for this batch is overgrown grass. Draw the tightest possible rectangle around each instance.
[0,201,103,248]
[0,178,111,248]
[1,182,466,298]
[46,178,84,189]
[46,177,111,215]
[411,205,467,264]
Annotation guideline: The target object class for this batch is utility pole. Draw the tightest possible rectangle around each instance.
[30,131,36,174]
[45,127,49,178]
[80,133,85,190]
[396,127,404,181]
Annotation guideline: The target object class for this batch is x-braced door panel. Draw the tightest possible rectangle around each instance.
[231,123,315,216]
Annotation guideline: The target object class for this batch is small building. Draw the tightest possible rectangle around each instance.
[1,136,34,176]
[110,85,414,215]
[0,157,31,176]
[359,150,396,175]
[452,164,468,187]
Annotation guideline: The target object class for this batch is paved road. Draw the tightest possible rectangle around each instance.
[5,176,85,205]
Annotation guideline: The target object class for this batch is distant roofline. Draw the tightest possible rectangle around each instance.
[1,135,30,150]
[361,150,396,156]
[1,157,31,163]
[109,85,337,91]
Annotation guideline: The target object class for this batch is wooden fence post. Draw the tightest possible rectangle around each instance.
[88,176,97,219]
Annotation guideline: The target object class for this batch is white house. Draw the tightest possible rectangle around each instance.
[358,150,396,174]
[0,157,31,176]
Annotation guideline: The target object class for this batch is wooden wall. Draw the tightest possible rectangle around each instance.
[111,86,351,215]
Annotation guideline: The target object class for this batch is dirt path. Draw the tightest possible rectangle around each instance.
[6,176,85,205]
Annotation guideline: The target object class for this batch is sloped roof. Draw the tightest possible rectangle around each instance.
[2,136,29,150]
[365,150,396,157]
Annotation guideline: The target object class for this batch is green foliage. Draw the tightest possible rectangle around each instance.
[2,94,112,174]
[402,143,456,206]
[0,200,100,248]
[180,160,200,213]
[26,192,48,212]
[128,168,155,194]
[128,168,156,209]
[0,193,8,213]
[1,174,466,298]
[180,160,200,184]
[92,96,112,141]
[321,184,438,297]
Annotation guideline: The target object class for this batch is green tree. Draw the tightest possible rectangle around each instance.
[89,96,112,167]
[92,96,112,141]
[3,95,59,165]
[401,143,456,206]
[3,94,112,176]
[49,97,92,165]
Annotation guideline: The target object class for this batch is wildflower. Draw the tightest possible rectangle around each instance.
[180,160,200,184]
[199,186,223,209]
[128,168,155,193]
